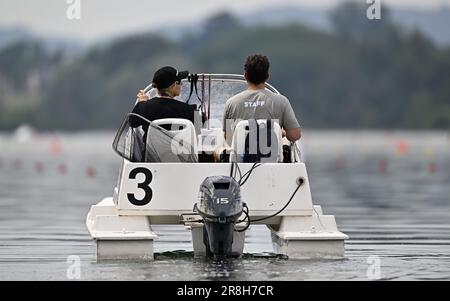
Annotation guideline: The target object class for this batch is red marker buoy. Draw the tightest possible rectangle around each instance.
[58,163,68,175]
[34,161,44,174]
[378,160,387,173]
[13,159,22,170]
[85,166,96,178]
[428,162,437,174]
[335,157,345,170]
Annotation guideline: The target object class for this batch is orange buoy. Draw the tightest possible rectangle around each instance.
[395,140,410,156]
[50,138,63,155]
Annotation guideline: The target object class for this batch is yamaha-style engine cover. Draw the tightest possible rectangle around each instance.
[194,176,243,257]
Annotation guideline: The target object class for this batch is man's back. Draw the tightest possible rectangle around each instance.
[132,97,196,125]
[222,89,300,140]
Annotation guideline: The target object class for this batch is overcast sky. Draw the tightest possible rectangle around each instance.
[1,0,449,42]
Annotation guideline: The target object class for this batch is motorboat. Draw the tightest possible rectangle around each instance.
[86,74,348,260]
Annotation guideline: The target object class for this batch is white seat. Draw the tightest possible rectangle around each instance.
[146,118,198,162]
[199,128,224,153]
[230,119,283,163]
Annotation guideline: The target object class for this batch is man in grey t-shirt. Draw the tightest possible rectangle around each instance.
[222,54,301,145]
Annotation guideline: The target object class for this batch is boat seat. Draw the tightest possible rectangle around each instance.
[146,118,198,162]
[230,119,283,163]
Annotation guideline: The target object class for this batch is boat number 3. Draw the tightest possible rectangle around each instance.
[127,167,153,206]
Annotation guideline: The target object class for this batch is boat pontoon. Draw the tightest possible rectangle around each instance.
[86,74,348,260]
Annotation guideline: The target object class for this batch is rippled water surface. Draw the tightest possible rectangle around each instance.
[0,130,449,280]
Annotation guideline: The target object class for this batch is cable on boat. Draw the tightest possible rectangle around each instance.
[186,74,208,124]
[233,162,303,232]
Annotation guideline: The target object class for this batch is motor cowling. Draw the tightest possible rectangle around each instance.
[194,176,243,257]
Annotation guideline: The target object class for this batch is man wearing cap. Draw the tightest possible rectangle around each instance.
[128,66,196,162]
[130,66,195,126]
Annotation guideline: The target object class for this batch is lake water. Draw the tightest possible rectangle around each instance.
[0,130,449,280]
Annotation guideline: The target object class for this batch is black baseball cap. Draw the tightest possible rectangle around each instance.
[152,66,189,89]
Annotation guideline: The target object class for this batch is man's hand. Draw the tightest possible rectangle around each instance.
[137,90,149,102]
[285,128,301,142]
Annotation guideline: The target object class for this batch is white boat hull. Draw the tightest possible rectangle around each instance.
[86,161,348,260]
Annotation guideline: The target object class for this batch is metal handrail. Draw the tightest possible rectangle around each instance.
[141,73,280,95]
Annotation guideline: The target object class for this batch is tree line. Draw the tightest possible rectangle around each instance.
[1,3,449,130]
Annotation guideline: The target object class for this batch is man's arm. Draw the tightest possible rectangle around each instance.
[128,90,150,128]
[282,97,301,142]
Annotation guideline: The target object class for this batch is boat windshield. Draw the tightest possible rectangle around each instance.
[145,74,279,128]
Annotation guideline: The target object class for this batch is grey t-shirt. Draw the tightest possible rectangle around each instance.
[222,89,300,137]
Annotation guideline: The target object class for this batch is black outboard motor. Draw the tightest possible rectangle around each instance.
[194,176,243,257]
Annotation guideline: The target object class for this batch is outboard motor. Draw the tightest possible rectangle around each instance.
[194,176,243,257]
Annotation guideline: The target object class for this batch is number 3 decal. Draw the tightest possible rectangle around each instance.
[127,167,153,206]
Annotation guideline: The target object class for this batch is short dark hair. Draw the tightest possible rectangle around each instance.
[244,54,270,85]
